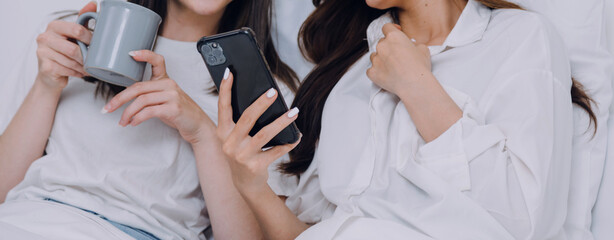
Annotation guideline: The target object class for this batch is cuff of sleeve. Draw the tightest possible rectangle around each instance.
[416,118,471,191]
[416,113,507,192]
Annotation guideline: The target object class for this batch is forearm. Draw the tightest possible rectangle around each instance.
[398,73,462,142]
[0,79,62,202]
[192,134,264,240]
[241,185,309,240]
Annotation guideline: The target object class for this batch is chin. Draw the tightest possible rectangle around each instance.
[180,0,232,16]
[365,0,397,10]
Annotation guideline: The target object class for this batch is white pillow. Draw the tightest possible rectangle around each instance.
[0,0,93,133]
[271,0,315,81]
[592,0,614,239]
[509,0,613,239]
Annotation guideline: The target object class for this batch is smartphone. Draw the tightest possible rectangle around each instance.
[197,28,300,147]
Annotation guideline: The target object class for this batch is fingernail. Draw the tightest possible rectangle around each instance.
[100,106,108,114]
[128,51,138,57]
[266,88,276,98]
[287,107,299,118]
[223,67,230,80]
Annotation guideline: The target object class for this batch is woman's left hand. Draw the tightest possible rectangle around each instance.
[367,23,432,96]
[102,50,214,144]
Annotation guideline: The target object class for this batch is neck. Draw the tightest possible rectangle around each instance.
[397,0,467,46]
[160,0,224,42]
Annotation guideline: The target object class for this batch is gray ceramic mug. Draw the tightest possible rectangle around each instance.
[77,0,162,87]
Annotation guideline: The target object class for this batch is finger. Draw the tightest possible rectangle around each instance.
[127,105,166,127]
[369,52,377,64]
[47,21,92,44]
[119,91,169,126]
[217,68,235,132]
[250,107,299,149]
[232,87,278,137]
[375,38,386,54]
[78,1,97,16]
[382,23,402,37]
[260,139,301,167]
[129,50,168,79]
[38,47,87,76]
[103,80,171,113]
[41,35,86,65]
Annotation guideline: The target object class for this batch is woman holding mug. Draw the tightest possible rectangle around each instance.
[0,0,298,239]
[217,0,596,239]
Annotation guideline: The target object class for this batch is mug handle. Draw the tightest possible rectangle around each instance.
[76,12,97,62]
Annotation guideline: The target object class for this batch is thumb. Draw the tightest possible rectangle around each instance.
[78,1,97,16]
[129,50,169,80]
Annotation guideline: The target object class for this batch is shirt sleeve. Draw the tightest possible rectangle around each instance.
[284,159,336,225]
[267,154,299,196]
[415,69,573,239]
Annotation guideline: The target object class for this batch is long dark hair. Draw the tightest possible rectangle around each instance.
[282,0,597,176]
[86,0,298,98]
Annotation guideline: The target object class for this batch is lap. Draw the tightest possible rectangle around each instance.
[0,199,134,240]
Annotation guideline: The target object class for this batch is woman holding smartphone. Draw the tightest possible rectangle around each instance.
[217,0,596,239]
[0,0,297,239]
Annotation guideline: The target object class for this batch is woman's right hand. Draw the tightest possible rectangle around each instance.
[217,69,301,195]
[34,2,96,91]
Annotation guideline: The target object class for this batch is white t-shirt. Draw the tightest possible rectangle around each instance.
[285,1,574,239]
[4,34,295,239]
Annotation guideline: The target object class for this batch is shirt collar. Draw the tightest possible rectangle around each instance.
[367,0,492,55]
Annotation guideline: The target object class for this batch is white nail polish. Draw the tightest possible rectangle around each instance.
[100,107,108,114]
[287,107,299,118]
[223,67,230,80]
[128,51,137,57]
[266,88,276,98]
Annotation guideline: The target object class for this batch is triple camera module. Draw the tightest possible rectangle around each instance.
[202,42,227,66]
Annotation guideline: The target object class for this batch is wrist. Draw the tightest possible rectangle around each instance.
[34,74,65,94]
[396,70,436,100]
[188,115,217,145]
[237,180,275,201]
[33,76,64,98]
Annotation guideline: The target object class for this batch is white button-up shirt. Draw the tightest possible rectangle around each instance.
[284,1,574,239]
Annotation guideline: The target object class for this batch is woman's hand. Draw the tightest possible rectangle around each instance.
[367,23,432,96]
[34,2,96,91]
[217,69,301,194]
[102,50,215,144]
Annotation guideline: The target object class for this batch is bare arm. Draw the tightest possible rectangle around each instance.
[215,71,308,239]
[0,3,95,202]
[367,23,462,142]
[192,135,266,240]
[0,80,62,202]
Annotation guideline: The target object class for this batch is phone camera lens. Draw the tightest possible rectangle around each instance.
[202,45,212,54]
[211,43,219,48]
[207,56,217,64]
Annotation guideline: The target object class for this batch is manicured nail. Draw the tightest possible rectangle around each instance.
[128,51,138,57]
[100,106,108,114]
[223,67,230,80]
[287,107,299,118]
[266,88,276,98]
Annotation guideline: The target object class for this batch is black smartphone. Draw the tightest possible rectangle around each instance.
[197,28,300,147]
